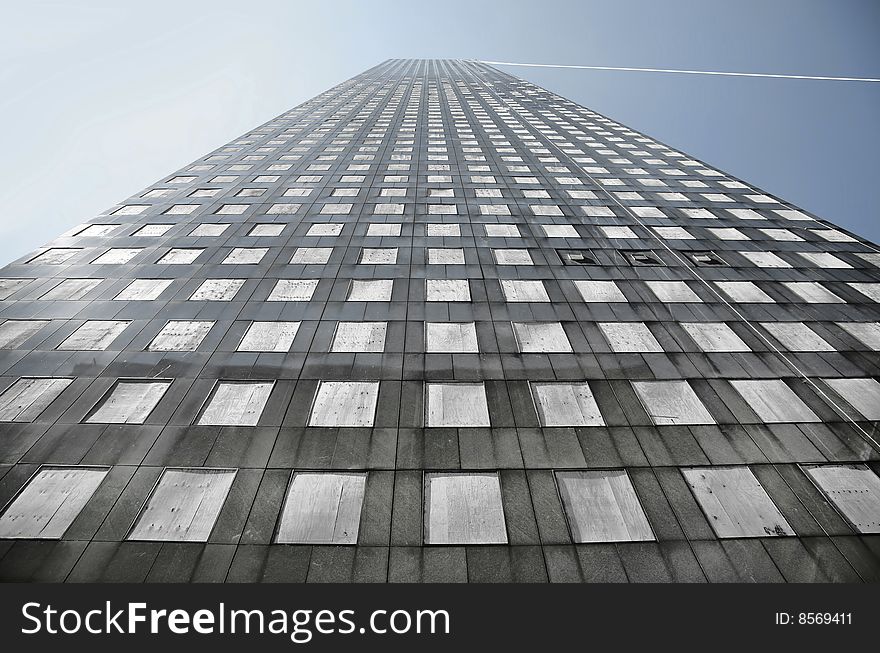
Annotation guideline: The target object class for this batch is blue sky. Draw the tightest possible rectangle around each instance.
[1,0,878,265]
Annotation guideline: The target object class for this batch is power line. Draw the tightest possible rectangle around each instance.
[477,60,880,83]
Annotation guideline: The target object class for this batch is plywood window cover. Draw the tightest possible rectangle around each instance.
[531,382,604,427]
[424,472,508,545]
[86,379,172,424]
[309,381,380,427]
[556,470,654,542]
[683,466,794,538]
[0,465,109,539]
[276,472,367,544]
[128,468,236,542]
[425,382,491,427]
[632,380,715,425]
[197,381,275,426]
[0,377,73,422]
[803,464,880,534]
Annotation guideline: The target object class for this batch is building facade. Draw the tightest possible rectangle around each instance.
[0,59,878,582]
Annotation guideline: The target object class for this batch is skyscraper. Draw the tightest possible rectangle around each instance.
[0,59,878,583]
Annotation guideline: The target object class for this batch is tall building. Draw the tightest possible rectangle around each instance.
[0,59,878,583]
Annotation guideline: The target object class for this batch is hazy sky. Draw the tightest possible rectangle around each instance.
[1,0,878,265]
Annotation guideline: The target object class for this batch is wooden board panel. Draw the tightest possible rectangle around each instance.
[129,469,235,542]
[223,247,267,264]
[198,382,274,426]
[645,281,701,302]
[573,280,626,302]
[837,322,880,350]
[290,247,332,264]
[632,380,715,425]
[682,322,750,352]
[425,383,491,427]
[40,278,102,301]
[730,380,820,423]
[426,279,470,302]
[114,279,173,301]
[276,472,366,544]
[0,320,49,348]
[190,279,245,301]
[149,321,214,352]
[158,248,202,264]
[57,320,129,350]
[331,322,387,352]
[92,248,142,264]
[238,322,300,352]
[759,322,834,352]
[824,378,880,420]
[683,467,794,538]
[424,472,507,544]
[268,279,318,301]
[599,322,662,353]
[500,280,548,302]
[532,382,604,427]
[360,248,397,264]
[87,381,171,424]
[805,464,880,534]
[556,470,654,542]
[0,378,72,422]
[427,248,465,265]
[0,466,107,538]
[0,278,31,300]
[309,381,379,427]
[347,279,393,301]
[512,322,572,353]
[425,322,478,353]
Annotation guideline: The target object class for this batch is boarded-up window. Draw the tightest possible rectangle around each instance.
[682,322,750,352]
[493,249,533,265]
[729,380,820,423]
[0,466,107,539]
[190,224,229,237]
[114,279,173,301]
[556,470,653,542]
[92,248,142,265]
[290,247,332,264]
[331,322,387,352]
[29,248,81,265]
[512,322,572,352]
[87,380,171,424]
[248,224,285,237]
[128,468,235,542]
[427,248,465,265]
[425,322,478,353]
[500,280,549,302]
[804,464,880,534]
[360,248,397,264]
[645,281,701,303]
[632,380,715,425]
[347,279,393,301]
[427,279,470,302]
[276,472,366,544]
[268,279,318,302]
[424,472,507,544]
[715,281,773,303]
[57,320,129,350]
[40,278,102,301]
[307,224,343,237]
[222,248,268,264]
[0,278,31,299]
[599,322,662,353]
[238,322,300,352]
[0,378,72,422]
[783,282,844,304]
[149,321,213,351]
[836,322,880,350]
[197,381,274,426]
[425,383,491,427]
[760,322,833,351]
[683,467,794,538]
[0,320,48,349]
[308,381,379,427]
[573,280,627,302]
[158,248,203,265]
[823,378,880,420]
[190,279,245,301]
[532,382,604,426]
